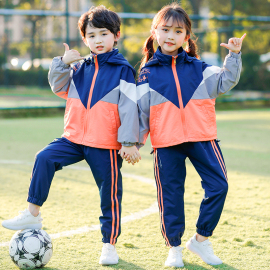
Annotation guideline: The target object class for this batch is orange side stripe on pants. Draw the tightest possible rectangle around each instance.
[113,150,119,245]
[154,151,165,238]
[210,140,228,181]
[154,150,171,247]
[110,150,115,244]
[212,141,228,178]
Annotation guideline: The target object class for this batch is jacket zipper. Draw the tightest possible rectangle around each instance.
[81,55,99,144]
[171,56,188,141]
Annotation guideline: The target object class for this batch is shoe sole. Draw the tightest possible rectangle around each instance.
[2,223,42,231]
[99,259,118,265]
[99,254,119,265]
[165,261,184,267]
[186,241,222,266]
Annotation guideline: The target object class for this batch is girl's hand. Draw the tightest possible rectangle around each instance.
[220,33,246,54]
[62,43,85,65]
[118,146,141,165]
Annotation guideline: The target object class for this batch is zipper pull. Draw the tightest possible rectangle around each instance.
[91,55,97,63]
[173,56,177,65]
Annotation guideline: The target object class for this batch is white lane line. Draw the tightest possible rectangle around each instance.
[0,160,156,187]
[0,160,157,248]
[0,203,158,248]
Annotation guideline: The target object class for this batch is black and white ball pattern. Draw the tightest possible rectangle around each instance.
[9,229,53,269]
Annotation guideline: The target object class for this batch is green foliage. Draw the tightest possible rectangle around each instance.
[93,0,192,13]
[0,69,49,87]
[207,0,270,16]
[235,52,270,91]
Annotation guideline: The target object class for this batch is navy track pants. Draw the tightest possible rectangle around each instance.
[153,140,228,246]
[27,137,123,244]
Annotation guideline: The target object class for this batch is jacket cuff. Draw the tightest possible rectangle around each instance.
[55,56,70,68]
[228,51,242,59]
[121,142,136,147]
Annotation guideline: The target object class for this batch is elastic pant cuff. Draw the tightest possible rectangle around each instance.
[103,237,118,245]
[196,228,213,237]
[167,239,181,247]
[27,197,44,207]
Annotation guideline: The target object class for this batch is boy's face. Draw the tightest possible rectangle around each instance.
[83,24,120,55]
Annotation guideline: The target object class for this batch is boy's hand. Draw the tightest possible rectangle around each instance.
[62,43,85,65]
[220,33,246,54]
[118,146,141,165]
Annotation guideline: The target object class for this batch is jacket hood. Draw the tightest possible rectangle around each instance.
[144,46,196,68]
[84,48,136,77]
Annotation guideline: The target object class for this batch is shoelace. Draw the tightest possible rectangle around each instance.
[102,244,114,255]
[15,209,29,221]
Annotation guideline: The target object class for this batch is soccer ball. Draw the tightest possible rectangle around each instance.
[9,229,53,269]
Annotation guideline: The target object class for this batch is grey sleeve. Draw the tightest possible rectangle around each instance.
[137,82,150,147]
[203,51,242,98]
[117,72,139,145]
[48,57,73,99]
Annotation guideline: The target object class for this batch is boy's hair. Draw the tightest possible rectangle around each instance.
[78,5,121,46]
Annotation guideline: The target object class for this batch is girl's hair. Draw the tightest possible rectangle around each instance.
[140,2,199,71]
[78,5,121,45]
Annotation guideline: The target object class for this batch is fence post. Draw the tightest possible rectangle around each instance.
[4,0,9,87]
[66,0,69,45]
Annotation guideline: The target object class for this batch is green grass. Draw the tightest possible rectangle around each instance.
[0,110,270,269]
[0,86,53,97]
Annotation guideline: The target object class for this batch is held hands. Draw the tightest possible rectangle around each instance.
[119,145,141,165]
[220,33,246,54]
[62,43,85,65]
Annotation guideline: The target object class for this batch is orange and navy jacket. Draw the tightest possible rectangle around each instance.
[48,48,139,150]
[137,47,242,148]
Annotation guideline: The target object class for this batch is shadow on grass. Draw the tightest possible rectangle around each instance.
[101,259,147,269]
[212,263,239,270]
[36,268,61,270]
[181,262,239,269]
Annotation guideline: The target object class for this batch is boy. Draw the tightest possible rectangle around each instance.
[2,5,140,265]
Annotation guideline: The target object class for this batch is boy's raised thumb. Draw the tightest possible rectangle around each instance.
[63,43,69,52]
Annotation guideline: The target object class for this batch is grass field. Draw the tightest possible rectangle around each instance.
[0,110,270,270]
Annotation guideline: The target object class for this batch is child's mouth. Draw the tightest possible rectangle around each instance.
[166,42,175,46]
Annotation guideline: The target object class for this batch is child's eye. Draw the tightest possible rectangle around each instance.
[176,31,182,34]
[89,35,94,38]
[102,33,107,36]
[162,28,168,32]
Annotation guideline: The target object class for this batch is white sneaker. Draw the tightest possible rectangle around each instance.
[186,234,222,265]
[165,246,184,267]
[99,243,119,265]
[1,209,43,230]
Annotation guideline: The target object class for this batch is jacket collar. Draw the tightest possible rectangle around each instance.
[145,46,195,67]
[84,48,136,77]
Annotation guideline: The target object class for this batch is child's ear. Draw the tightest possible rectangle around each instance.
[115,31,121,42]
[185,34,190,42]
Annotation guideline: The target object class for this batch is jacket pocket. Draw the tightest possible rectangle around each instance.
[198,102,216,131]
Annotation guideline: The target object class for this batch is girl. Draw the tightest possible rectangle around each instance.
[137,3,245,268]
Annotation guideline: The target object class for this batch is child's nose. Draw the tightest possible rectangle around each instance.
[167,31,174,40]
[95,37,102,43]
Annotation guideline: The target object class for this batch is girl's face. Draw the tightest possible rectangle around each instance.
[154,17,190,56]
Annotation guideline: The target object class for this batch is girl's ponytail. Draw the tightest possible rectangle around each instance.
[139,35,155,72]
[185,38,199,59]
